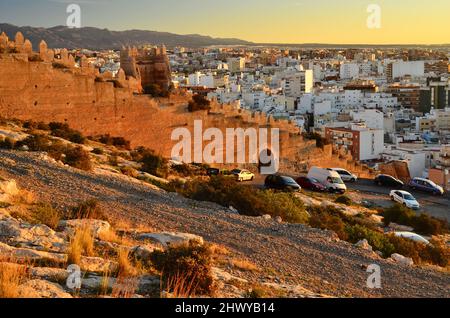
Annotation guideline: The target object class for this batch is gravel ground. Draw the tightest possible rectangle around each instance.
[1,150,449,298]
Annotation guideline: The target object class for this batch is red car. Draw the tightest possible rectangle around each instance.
[296,176,327,192]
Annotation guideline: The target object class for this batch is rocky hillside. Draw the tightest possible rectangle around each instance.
[0,24,252,49]
[0,119,449,298]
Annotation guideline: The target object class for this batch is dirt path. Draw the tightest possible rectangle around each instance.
[1,150,449,298]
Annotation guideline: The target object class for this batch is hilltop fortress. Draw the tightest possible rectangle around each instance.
[0,32,373,176]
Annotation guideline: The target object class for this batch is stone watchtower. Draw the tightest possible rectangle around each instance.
[120,46,140,79]
[120,45,171,92]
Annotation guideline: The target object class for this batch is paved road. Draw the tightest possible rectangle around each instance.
[248,174,450,222]
[346,179,450,222]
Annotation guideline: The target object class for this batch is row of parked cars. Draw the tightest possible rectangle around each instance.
[373,174,445,210]
[264,167,357,193]
[374,174,445,195]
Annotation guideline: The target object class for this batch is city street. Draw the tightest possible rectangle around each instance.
[248,174,450,222]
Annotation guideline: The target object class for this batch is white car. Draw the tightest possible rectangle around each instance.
[231,169,255,182]
[394,232,430,245]
[329,168,358,183]
[390,190,420,210]
[308,167,347,193]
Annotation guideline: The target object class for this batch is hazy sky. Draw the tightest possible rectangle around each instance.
[0,0,449,44]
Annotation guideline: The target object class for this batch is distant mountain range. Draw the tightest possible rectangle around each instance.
[0,23,448,50]
[0,23,252,50]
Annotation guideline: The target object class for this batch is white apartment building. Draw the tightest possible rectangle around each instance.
[388,61,425,81]
[227,57,246,73]
[282,70,314,97]
[350,109,384,130]
[325,124,384,161]
[340,63,359,79]
[382,146,427,178]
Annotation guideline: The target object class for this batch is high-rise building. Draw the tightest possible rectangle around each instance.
[283,70,314,97]
[386,61,425,82]
[386,83,421,110]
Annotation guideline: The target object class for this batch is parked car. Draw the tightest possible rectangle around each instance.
[328,168,358,183]
[206,168,220,176]
[389,190,420,210]
[374,174,404,187]
[231,169,255,182]
[264,175,301,192]
[394,232,430,245]
[308,167,347,193]
[408,177,444,196]
[296,176,327,192]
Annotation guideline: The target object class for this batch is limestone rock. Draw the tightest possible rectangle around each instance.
[81,274,115,291]
[79,256,118,273]
[0,216,67,253]
[355,239,373,252]
[138,232,204,247]
[19,280,73,298]
[31,267,69,284]
[390,253,414,266]
[0,242,66,264]
[129,245,156,262]
[262,214,272,221]
[137,275,160,294]
[58,219,111,239]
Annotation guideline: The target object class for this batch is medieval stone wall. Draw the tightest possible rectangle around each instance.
[0,33,374,177]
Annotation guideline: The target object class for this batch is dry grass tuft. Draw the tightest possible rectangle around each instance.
[210,244,230,256]
[11,189,36,205]
[0,260,29,298]
[111,274,139,298]
[67,226,95,265]
[117,248,138,277]
[162,270,200,298]
[231,259,259,272]
[98,229,123,245]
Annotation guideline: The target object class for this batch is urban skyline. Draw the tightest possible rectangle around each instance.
[1,0,450,45]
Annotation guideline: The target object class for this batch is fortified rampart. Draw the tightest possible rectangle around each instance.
[0,32,374,177]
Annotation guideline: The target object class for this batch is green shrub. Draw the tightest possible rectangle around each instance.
[309,206,348,240]
[181,176,308,223]
[172,163,201,177]
[31,203,61,229]
[150,240,215,296]
[67,199,108,221]
[188,94,211,112]
[382,204,448,235]
[91,135,131,150]
[48,122,86,144]
[345,224,396,258]
[132,147,169,178]
[335,195,352,206]
[412,214,448,236]
[92,148,104,155]
[17,134,52,151]
[64,146,92,171]
[388,235,449,267]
